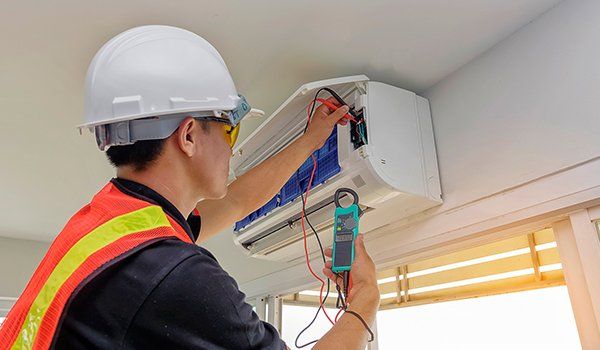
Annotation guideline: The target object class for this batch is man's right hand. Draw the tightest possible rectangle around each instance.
[313,234,379,350]
[322,234,380,307]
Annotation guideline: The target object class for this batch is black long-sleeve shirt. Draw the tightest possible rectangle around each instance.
[52,178,286,349]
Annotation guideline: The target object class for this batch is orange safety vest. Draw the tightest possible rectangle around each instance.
[0,182,193,350]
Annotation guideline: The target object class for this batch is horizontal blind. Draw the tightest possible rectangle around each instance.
[283,229,564,310]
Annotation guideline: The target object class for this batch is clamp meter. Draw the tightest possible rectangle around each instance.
[331,188,361,273]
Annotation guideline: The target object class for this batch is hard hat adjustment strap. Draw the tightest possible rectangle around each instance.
[94,111,237,151]
[227,95,251,126]
[95,116,183,151]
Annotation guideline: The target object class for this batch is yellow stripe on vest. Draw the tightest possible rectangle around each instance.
[13,205,171,350]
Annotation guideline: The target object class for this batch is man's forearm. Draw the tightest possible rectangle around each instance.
[195,104,346,242]
[227,134,319,217]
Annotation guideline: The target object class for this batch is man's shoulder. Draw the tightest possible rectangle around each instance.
[146,238,220,265]
[132,238,222,278]
[142,237,211,257]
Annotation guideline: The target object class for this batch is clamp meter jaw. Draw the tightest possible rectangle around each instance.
[331,188,360,274]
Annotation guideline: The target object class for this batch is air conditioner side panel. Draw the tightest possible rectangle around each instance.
[367,82,425,196]
[416,96,443,202]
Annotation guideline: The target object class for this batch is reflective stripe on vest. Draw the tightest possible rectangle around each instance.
[0,182,192,350]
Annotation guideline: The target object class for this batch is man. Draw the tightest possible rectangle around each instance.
[0,25,379,349]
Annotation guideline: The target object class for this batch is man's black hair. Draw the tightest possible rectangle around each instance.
[105,119,211,171]
[106,139,167,171]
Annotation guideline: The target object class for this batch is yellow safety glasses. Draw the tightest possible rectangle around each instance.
[194,115,240,149]
[222,122,240,149]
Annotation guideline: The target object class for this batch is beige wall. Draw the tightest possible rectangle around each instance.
[0,237,49,298]
[422,0,600,209]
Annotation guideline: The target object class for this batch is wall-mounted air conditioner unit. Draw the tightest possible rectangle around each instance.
[231,75,442,263]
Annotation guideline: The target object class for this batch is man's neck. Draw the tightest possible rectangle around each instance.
[116,166,198,218]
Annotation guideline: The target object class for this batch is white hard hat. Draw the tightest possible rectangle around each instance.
[80,25,262,150]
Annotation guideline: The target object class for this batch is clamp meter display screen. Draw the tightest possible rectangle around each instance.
[336,213,356,242]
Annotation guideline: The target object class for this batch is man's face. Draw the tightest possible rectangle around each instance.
[191,120,232,199]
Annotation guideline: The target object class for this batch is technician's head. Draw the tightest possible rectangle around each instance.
[80,25,260,199]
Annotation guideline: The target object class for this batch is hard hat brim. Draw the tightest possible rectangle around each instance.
[77,107,229,131]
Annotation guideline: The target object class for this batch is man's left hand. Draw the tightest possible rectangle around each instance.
[304,97,350,151]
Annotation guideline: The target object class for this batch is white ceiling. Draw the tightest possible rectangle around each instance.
[0,0,561,242]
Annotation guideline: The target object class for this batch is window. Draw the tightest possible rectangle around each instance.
[377,286,579,349]
[282,228,580,349]
[281,305,338,349]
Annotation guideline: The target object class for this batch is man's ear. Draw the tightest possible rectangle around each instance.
[174,117,199,158]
